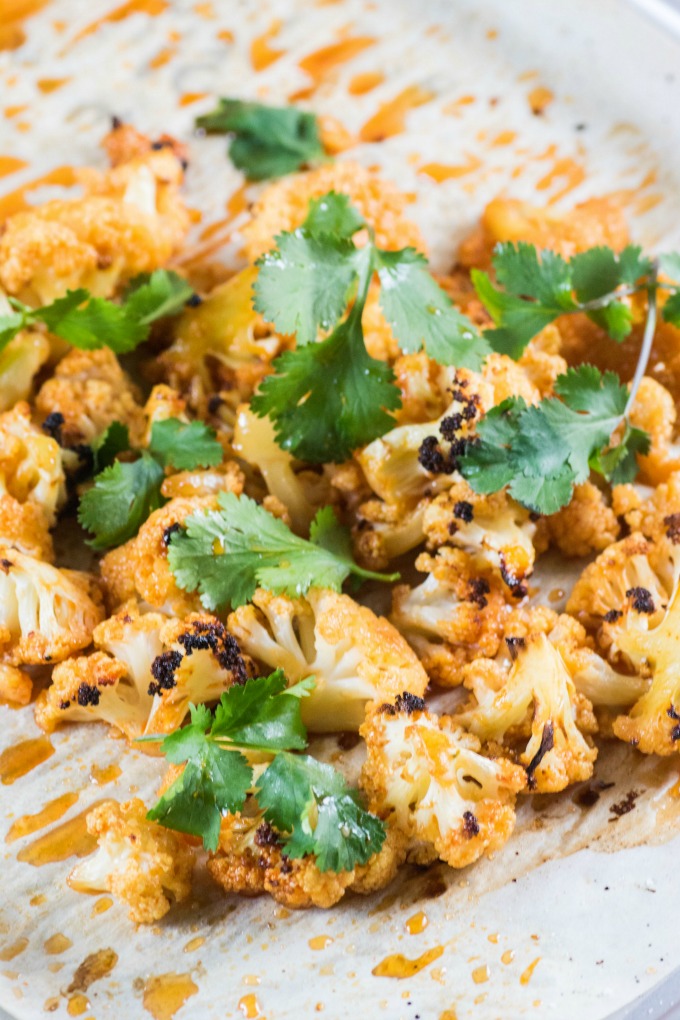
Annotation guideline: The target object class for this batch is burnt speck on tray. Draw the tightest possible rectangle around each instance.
[609,789,641,820]
[337,731,361,751]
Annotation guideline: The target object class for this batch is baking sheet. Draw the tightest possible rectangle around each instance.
[2,1,680,1017]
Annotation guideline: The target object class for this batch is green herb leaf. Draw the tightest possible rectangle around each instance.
[211,670,313,751]
[167,492,398,611]
[91,421,131,474]
[196,99,325,181]
[122,270,195,325]
[148,418,223,470]
[77,453,164,550]
[302,192,366,240]
[256,752,386,871]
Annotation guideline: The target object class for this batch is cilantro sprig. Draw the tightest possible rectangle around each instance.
[251,192,486,462]
[146,671,386,871]
[167,492,399,611]
[0,269,193,356]
[460,365,650,514]
[196,99,325,181]
[78,417,223,549]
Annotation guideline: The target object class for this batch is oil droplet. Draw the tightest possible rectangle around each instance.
[6,791,79,843]
[360,85,434,142]
[405,911,428,935]
[242,975,260,986]
[348,71,384,95]
[501,950,515,965]
[67,994,89,1016]
[548,588,565,604]
[250,20,283,71]
[487,933,499,945]
[372,946,444,979]
[238,994,260,1019]
[520,957,541,986]
[309,935,333,951]
[528,86,554,115]
[44,996,60,1012]
[19,801,109,866]
[67,948,118,994]
[183,937,205,953]
[89,763,121,786]
[0,736,54,784]
[30,893,46,906]
[439,1011,457,1020]
[92,897,113,916]
[143,973,199,1020]
[37,77,70,93]
[669,775,680,798]
[0,938,28,961]
[299,37,376,84]
[471,964,490,984]
[419,156,482,182]
[44,933,72,955]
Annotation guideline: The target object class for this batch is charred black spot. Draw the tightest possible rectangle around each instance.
[337,731,361,751]
[76,683,101,707]
[59,699,71,710]
[417,436,452,475]
[254,821,281,848]
[510,583,528,600]
[279,855,293,874]
[0,558,12,571]
[626,586,655,614]
[664,513,680,544]
[462,810,480,838]
[610,790,639,818]
[573,786,600,808]
[151,139,172,150]
[603,609,623,624]
[505,635,525,660]
[394,692,426,715]
[667,705,680,721]
[467,577,490,608]
[529,511,541,523]
[453,500,474,523]
[148,650,183,696]
[71,443,95,480]
[41,412,65,443]
[177,620,248,683]
[207,394,224,414]
[439,413,463,439]
[162,523,183,549]
[186,293,203,308]
[525,721,555,790]
[378,703,397,715]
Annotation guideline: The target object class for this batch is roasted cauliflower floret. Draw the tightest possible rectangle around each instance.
[0,318,50,413]
[243,161,425,262]
[35,348,145,447]
[546,482,620,558]
[352,497,429,572]
[391,352,449,425]
[627,376,680,486]
[424,482,544,593]
[617,471,680,548]
[0,494,54,561]
[0,664,32,706]
[69,799,193,924]
[0,549,103,666]
[360,700,525,868]
[390,549,508,687]
[457,633,597,792]
[228,588,428,732]
[156,267,286,419]
[0,125,189,303]
[35,604,249,740]
[0,402,66,525]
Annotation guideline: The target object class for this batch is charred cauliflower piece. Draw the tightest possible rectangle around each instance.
[0,401,66,525]
[627,376,680,486]
[35,603,249,740]
[546,482,620,559]
[458,633,597,792]
[0,494,54,561]
[228,588,428,732]
[0,549,103,666]
[353,497,429,573]
[69,799,193,923]
[0,299,50,411]
[0,664,32,706]
[360,700,525,868]
[390,548,508,687]
[424,482,544,594]
[35,348,145,447]
[0,123,189,304]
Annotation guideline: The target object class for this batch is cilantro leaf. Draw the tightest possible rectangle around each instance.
[122,269,194,325]
[148,418,223,470]
[256,752,386,871]
[376,248,489,369]
[303,192,366,239]
[91,421,131,474]
[78,453,164,550]
[472,268,561,359]
[196,99,325,181]
[251,301,401,462]
[167,492,398,611]
[211,669,313,751]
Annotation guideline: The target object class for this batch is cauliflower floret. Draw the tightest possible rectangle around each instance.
[353,497,428,572]
[0,664,32,706]
[611,582,680,754]
[232,405,332,533]
[35,603,249,740]
[458,195,628,270]
[424,482,544,593]
[360,701,525,868]
[617,471,680,548]
[391,352,450,425]
[546,482,620,558]
[155,267,286,420]
[390,549,508,687]
[0,317,50,412]
[0,125,189,304]
[35,348,145,447]
[243,161,425,262]
[0,548,103,666]
[0,402,66,525]
[457,632,597,792]
[142,383,189,438]
[228,588,428,732]
[0,494,53,561]
[68,799,193,924]
[516,328,568,397]
[626,376,680,486]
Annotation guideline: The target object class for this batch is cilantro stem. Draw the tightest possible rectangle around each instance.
[353,566,401,584]
[623,260,658,419]
[578,285,640,312]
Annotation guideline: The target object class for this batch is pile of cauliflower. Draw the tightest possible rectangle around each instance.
[5,122,680,925]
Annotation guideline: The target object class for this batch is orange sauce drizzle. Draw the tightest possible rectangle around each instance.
[0,155,27,178]
[0,165,78,220]
[37,76,69,92]
[520,957,541,986]
[44,933,73,955]
[149,46,175,68]
[536,156,586,204]
[0,736,54,784]
[0,0,50,51]
[4,104,28,118]
[471,964,490,984]
[528,86,554,115]
[308,935,333,950]
[89,763,121,786]
[179,92,208,106]
[6,791,78,843]
[492,129,516,146]
[299,36,376,83]
[238,994,260,1018]
[183,936,205,953]
[217,28,234,43]
[349,71,384,95]
[251,20,284,71]
[442,94,475,116]
[360,86,434,142]
[372,946,444,978]
[439,1012,458,1020]
[420,156,482,182]
[73,0,167,44]
[0,938,28,961]
[501,950,515,965]
[67,995,89,1017]
[19,800,109,866]
[92,897,113,915]
[143,973,199,1020]
[405,911,428,935]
